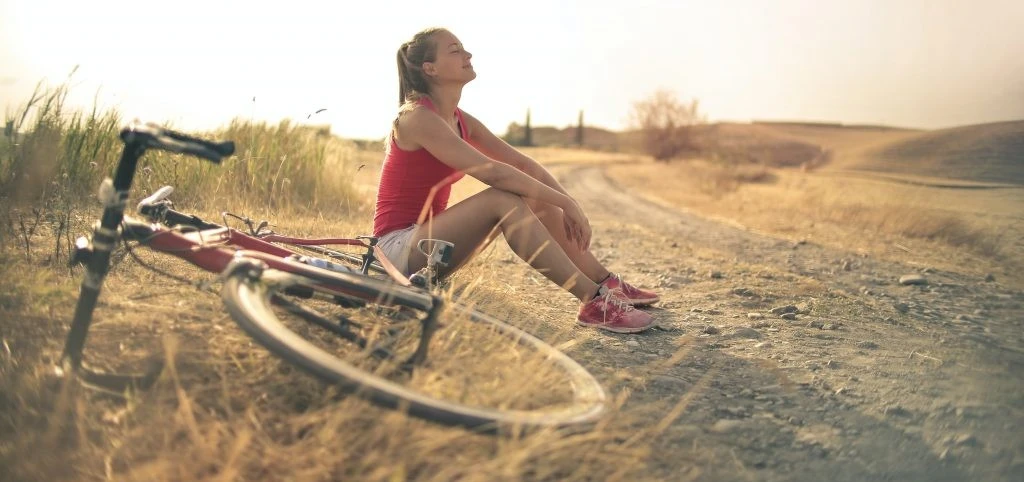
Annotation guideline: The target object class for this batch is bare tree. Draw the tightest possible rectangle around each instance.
[576,110,584,147]
[629,89,705,161]
[523,108,533,147]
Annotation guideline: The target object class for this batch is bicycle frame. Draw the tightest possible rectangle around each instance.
[139,194,391,278]
[140,190,449,290]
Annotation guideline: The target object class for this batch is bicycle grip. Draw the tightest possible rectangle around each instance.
[160,126,235,158]
[121,123,235,163]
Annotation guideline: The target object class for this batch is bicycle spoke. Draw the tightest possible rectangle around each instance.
[270,294,418,374]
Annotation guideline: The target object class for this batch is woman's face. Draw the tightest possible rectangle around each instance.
[424,30,476,85]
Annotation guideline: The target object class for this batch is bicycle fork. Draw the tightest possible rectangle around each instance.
[60,141,164,394]
[63,220,118,368]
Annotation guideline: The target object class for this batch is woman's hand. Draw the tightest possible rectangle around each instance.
[561,199,592,252]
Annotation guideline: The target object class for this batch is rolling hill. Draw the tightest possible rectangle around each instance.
[853,120,1024,184]
[504,119,1024,185]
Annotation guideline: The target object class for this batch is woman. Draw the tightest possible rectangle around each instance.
[373,27,659,334]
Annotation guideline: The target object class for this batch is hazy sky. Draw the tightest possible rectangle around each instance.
[2,0,1022,139]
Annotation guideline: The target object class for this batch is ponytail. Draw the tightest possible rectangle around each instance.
[391,28,446,138]
[394,28,445,107]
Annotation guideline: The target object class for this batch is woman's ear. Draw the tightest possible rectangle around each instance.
[422,61,437,77]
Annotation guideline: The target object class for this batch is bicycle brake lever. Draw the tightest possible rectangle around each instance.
[255,220,271,236]
[221,212,257,234]
[137,185,174,212]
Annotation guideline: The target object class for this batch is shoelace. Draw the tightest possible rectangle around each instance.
[600,287,635,312]
[621,274,647,293]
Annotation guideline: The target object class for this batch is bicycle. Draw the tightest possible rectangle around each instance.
[136,185,448,289]
[58,121,608,431]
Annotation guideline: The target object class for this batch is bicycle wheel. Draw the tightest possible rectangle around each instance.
[219,258,607,431]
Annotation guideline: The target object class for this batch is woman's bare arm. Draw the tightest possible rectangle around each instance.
[461,110,570,197]
[397,106,572,210]
[397,105,591,249]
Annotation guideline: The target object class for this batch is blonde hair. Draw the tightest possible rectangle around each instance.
[390,27,447,141]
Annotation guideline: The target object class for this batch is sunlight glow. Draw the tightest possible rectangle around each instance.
[2,0,1022,139]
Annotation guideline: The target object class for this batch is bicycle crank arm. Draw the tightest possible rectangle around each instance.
[405,298,444,366]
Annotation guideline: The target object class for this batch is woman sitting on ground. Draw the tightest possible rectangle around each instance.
[372,27,660,334]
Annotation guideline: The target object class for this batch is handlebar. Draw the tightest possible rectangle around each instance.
[137,188,222,230]
[121,122,235,163]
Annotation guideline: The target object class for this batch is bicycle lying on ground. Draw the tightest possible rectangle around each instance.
[58,122,607,431]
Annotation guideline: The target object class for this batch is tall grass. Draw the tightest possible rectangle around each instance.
[801,189,1007,258]
[1,79,121,208]
[1,78,365,220]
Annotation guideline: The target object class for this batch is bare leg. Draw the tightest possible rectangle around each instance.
[406,188,599,302]
[526,199,611,284]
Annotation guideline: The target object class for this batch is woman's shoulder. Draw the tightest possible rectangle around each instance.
[393,102,441,151]
[396,102,438,130]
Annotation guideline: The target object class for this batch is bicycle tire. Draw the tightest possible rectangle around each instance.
[219,260,608,431]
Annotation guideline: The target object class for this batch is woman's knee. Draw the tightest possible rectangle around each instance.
[526,198,558,220]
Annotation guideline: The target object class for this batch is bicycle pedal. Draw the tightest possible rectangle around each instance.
[408,275,427,288]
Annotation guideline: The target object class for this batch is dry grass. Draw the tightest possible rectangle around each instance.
[794,183,1006,257]
[0,203,665,481]
[609,159,1022,285]
[640,159,776,198]
[0,182,675,482]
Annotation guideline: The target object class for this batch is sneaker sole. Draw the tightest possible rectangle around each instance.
[628,297,659,307]
[576,320,654,334]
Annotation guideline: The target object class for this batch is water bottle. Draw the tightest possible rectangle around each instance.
[295,255,351,274]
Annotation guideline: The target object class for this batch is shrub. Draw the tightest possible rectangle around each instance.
[628,89,705,161]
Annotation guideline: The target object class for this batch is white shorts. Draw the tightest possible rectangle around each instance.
[376,224,419,276]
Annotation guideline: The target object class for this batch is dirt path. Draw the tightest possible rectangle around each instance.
[545,163,1024,481]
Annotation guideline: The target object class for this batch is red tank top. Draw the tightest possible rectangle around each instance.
[373,97,468,237]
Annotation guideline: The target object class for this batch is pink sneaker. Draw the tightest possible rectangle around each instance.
[577,288,655,334]
[600,273,660,306]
